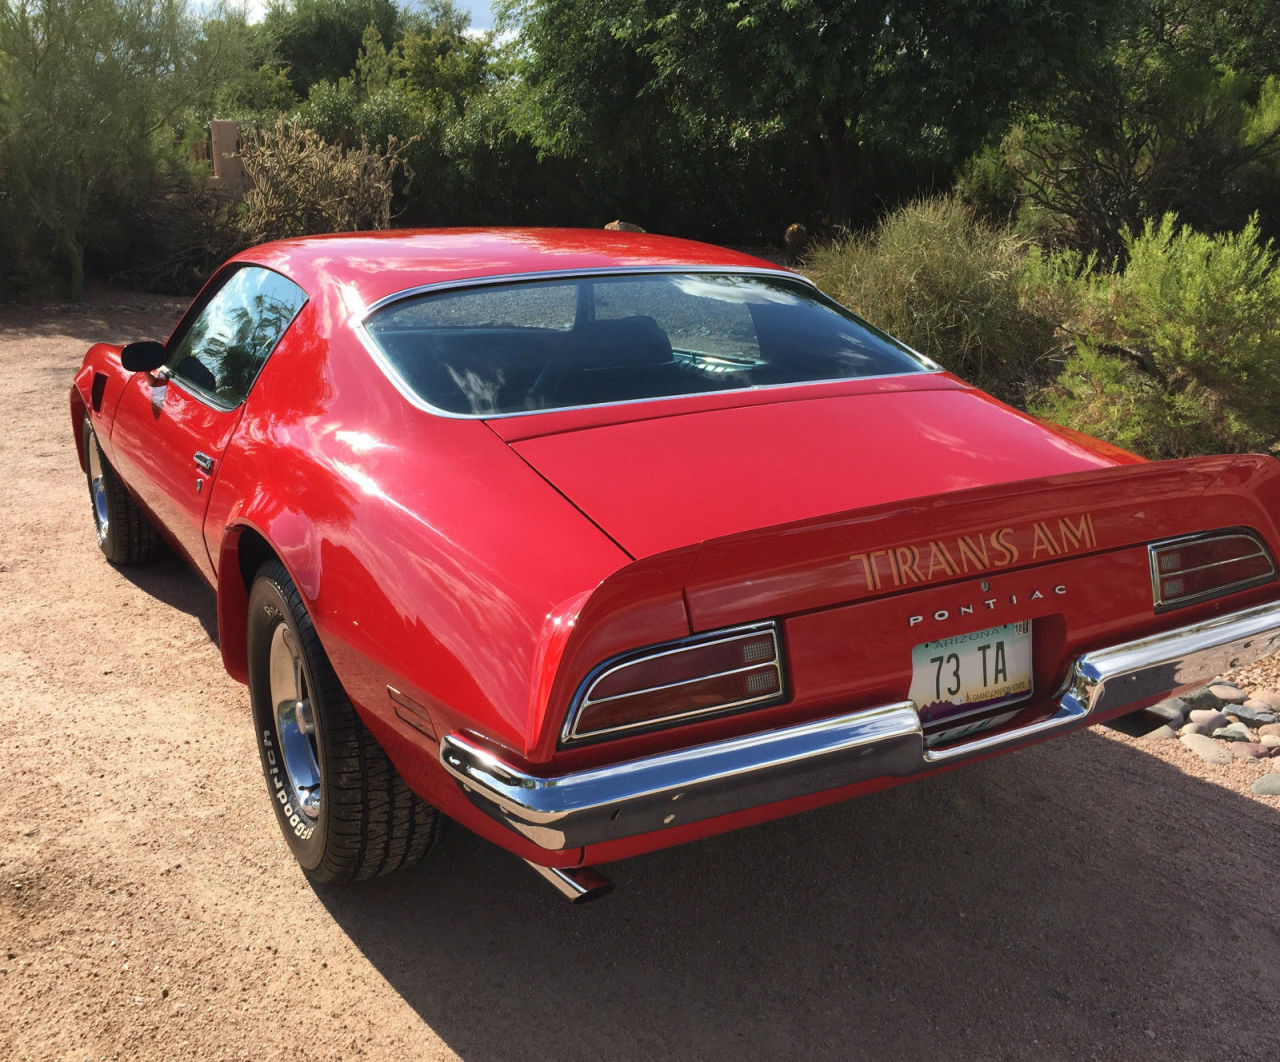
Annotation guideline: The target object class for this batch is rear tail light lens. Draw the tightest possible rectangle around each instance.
[1150,530,1276,610]
[563,623,785,743]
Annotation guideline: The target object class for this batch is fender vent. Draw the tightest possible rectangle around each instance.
[90,373,108,412]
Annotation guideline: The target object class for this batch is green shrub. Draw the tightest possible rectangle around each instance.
[804,196,1059,404]
[1033,214,1280,458]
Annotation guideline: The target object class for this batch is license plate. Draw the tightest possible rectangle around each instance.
[908,621,1032,722]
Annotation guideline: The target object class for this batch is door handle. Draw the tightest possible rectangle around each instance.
[193,452,215,474]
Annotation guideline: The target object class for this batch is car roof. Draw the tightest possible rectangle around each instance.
[230,228,791,312]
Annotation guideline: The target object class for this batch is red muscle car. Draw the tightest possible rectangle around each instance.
[72,229,1280,901]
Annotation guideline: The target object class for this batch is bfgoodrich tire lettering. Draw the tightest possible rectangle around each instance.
[82,417,162,565]
[247,559,440,882]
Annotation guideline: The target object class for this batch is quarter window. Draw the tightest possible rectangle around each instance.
[167,266,308,406]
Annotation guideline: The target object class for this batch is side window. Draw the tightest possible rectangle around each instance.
[167,266,308,406]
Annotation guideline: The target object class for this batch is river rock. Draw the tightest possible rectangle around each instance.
[1208,682,1248,704]
[1258,723,1280,739]
[1250,773,1280,796]
[1189,709,1230,733]
[1230,702,1279,727]
[1213,723,1253,742]
[1183,688,1225,711]
[1181,732,1233,764]
[1259,734,1280,749]
[1249,690,1280,712]
[1143,697,1188,728]
[1140,724,1177,741]
[1230,742,1270,760]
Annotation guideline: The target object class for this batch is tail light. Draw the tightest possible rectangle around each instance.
[562,622,785,743]
[1150,529,1276,610]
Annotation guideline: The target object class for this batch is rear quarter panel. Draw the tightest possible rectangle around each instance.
[205,289,631,766]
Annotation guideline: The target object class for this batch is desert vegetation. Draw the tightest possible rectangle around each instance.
[2,0,1279,457]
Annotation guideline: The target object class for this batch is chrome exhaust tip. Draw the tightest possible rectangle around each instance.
[525,860,613,903]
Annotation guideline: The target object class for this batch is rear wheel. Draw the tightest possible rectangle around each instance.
[81,417,162,565]
[247,559,440,882]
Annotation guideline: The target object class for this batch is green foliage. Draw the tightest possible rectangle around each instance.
[186,7,294,125]
[234,118,412,244]
[981,2,1280,261]
[1033,215,1280,457]
[264,0,402,94]
[0,0,202,298]
[574,0,1119,226]
[805,197,1058,404]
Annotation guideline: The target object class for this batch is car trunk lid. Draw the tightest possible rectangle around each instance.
[502,385,1142,559]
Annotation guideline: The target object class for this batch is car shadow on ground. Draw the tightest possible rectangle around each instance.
[314,732,1279,1062]
[118,554,219,644]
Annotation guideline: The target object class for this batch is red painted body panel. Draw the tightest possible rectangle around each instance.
[508,378,1141,559]
[110,374,244,579]
[69,229,1280,876]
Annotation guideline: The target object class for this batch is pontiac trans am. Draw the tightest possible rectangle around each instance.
[71,229,1280,900]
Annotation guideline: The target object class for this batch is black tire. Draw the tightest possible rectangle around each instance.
[82,417,163,565]
[247,559,440,882]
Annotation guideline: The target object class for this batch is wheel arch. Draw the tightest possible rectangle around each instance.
[71,388,89,472]
[217,522,315,685]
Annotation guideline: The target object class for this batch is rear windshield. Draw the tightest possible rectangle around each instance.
[362,272,932,416]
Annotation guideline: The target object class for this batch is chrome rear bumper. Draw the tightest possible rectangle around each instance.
[439,601,1280,850]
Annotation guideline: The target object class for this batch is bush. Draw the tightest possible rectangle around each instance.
[804,196,1059,404]
[235,119,413,244]
[1033,215,1280,458]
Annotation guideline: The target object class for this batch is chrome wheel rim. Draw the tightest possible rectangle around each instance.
[269,623,322,820]
[87,436,109,545]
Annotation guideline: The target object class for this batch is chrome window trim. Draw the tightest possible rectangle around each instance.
[350,266,943,422]
[561,621,785,745]
[1149,528,1276,612]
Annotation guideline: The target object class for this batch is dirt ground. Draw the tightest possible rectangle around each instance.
[2,292,1279,1062]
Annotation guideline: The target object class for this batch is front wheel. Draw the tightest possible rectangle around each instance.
[82,417,162,565]
[247,559,440,882]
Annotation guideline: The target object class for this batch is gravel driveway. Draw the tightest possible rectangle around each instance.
[3,294,1279,1062]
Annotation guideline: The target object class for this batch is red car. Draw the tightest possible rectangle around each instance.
[72,229,1280,901]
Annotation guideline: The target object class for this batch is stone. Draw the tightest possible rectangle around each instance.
[1229,702,1279,727]
[1250,773,1280,796]
[1189,709,1230,732]
[1212,723,1253,742]
[1181,732,1233,764]
[1230,742,1270,760]
[1143,697,1188,728]
[1258,723,1280,739]
[1259,734,1280,749]
[1249,690,1280,712]
[1209,682,1248,704]
[1183,688,1226,711]
[1178,722,1201,737]
[1140,724,1177,741]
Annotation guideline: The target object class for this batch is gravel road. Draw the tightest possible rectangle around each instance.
[3,294,1279,1062]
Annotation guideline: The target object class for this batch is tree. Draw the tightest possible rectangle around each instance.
[0,0,199,298]
[264,0,402,94]
[189,7,296,121]
[509,0,1119,226]
[989,0,1280,260]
